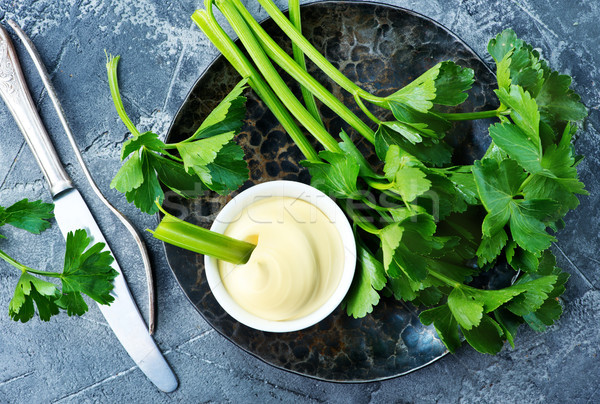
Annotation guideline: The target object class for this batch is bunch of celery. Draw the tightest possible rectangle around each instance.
[186,0,586,354]
[108,0,587,354]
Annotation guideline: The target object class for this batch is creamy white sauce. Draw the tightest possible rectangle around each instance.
[217,196,344,321]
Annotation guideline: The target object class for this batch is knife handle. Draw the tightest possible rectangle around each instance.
[0,25,72,196]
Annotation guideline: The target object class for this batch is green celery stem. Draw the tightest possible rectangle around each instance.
[518,174,534,192]
[0,249,26,273]
[214,0,342,153]
[427,267,462,288]
[106,56,141,138]
[191,9,320,162]
[254,0,383,104]
[437,109,504,121]
[342,203,380,235]
[229,0,376,143]
[354,94,381,125]
[366,178,393,191]
[288,0,323,126]
[152,214,256,265]
[0,249,60,277]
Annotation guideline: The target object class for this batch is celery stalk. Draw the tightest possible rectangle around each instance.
[244,0,507,122]
[192,7,320,162]
[288,0,323,126]
[106,54,141,138]
[253,0,384,104]
[230,0,376,143]
[151,211,256,265]
[214,0,342,152]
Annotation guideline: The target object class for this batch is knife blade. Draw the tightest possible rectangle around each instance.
[0,25,178,392]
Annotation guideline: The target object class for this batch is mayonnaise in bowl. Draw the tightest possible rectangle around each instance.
[205,181,356,332]
[218,196,345,321]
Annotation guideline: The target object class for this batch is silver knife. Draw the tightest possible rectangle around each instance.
[0,26,178,392]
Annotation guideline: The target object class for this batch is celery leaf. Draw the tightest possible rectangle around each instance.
[343,244,387,318]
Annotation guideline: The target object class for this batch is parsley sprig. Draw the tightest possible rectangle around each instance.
[0,199,117,322]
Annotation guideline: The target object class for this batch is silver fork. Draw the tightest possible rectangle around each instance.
[6,20,156,335]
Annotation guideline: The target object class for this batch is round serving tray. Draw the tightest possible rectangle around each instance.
[163,0,498,382]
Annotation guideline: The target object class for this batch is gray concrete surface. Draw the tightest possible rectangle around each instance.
[0,0,599,402]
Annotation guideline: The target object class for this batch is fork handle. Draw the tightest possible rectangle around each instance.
[0,25,72,196]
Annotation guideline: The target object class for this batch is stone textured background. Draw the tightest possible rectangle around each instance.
[0,0,598,402]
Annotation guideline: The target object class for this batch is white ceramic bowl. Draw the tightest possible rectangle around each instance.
[205,180,356,333]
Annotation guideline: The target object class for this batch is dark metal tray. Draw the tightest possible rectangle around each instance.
[163,1,497,382]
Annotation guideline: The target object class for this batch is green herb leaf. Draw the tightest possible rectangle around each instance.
[488,122,544,174]
[473,159,525,235]
[124,150,164,214]
[488,29,544,96]
[432,61,474,106]
[301,150,360,199]
[473,159,557,254]
[338,130,382,179]
[462,315,505,354]
[494,308,523,348]
[495,85,541,141]
[420,304,461,353]
[540,142,587,195]
[412,286,444,306]
[380,121,431,144]
[374,124,452,166]
[505,275,557,317]
[488,29,521,65]
[121,131,166,159]
[388,103,451,136]
[204,142,250,194]
[343,243,387,318]
[9,273,60,322]
[522,175,581,228]
[509,200,557,254]
[191,78,248,140]
[419,171,476,220]
[55,229,117,316]
[389,167,431,203]
[147,153,206,198]
[110,150,145,193]
[506,241,539,273]
[447,168,479,206]
[523,299,564,332]
[446,274,557,332]
[510,251,568,331]
[384,145,431,203]
[7,232,118,321]
[488,29,586,129]
[177,131,235,183]
[496,51,513,91]
[0,199,54,234]
[380,214,438,282]
[447,287,485,330]
[386,63,441,113]
[536,71,587,125]
[387,272,423,301]
[380,223,404,271]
